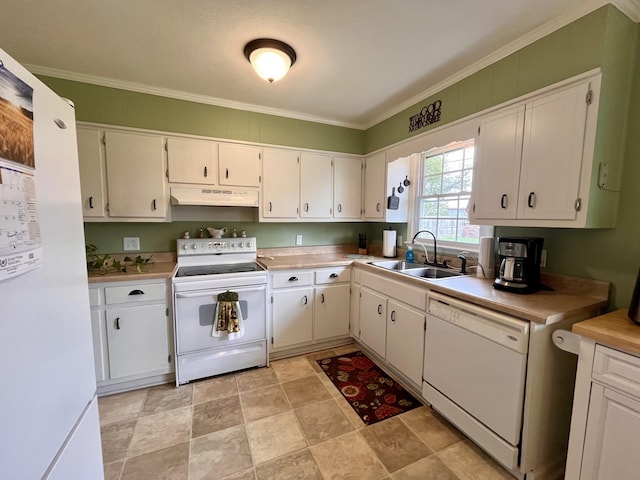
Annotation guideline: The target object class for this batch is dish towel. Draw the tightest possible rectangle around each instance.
[212,291,244,340]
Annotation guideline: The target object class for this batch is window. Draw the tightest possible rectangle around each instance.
[415,139,479,248]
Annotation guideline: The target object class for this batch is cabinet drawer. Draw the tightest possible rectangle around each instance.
[316,267,351,284]
[593,345,640,400]
[105,283,166,305]
[89,288,102,307]
[271,271,314,289]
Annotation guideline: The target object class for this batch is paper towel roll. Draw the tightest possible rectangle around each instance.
[477,236,495,278]
[383,230,397,258]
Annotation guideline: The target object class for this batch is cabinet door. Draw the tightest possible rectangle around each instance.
[77,127,107,218]
[350,283,360,339]
[106,304,171,379]
[218,143,261,187]
[517,82,590,220]
[90,309,108,382]
[262,148,299,218]
[272,288,314,349]
[359,287,387,358]
[580,384,640,480]
[363,152,385,220]
[314,284,350,341]
[472,105,524,220]
[386,299,425,386]
[104,131,167,218]
[334,156,362,219]
[300,152,333,218]
[166,137,218,185]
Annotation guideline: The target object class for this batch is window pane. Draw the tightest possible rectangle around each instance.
[442,171,462,194]
[459,196,470,218]
[437,219,457,241]
[423,175,441,195]
[418,219,437,232]
[459,220,480,244]
[462,170,473,192]
[443,148,464,173]
[439,196,459,218]
[424,154,443,175]
[420,198,439,217]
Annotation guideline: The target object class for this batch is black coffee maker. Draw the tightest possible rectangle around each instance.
[493,237,544,294]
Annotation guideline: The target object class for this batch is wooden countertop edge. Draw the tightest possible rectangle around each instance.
[573,309,640,356]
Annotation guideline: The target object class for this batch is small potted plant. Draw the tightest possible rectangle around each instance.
[125,254,153,273]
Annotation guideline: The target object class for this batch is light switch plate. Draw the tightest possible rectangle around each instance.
[123,237,140,251]
[296,234,303,246]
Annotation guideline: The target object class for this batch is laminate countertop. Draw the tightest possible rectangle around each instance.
[573,309,640,356]
[258,252,610,325]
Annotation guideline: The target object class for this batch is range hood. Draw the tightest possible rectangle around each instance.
[170,186,259,207]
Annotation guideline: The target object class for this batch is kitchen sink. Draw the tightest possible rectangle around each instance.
[400,267,462,279]
[370,261,463,279]
[370,260,426,270]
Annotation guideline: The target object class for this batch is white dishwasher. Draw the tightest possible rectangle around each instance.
[423,291,529,471]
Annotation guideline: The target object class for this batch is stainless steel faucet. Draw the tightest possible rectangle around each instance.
[412,230,440,267]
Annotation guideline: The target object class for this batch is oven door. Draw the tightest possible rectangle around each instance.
[174,284,267,354]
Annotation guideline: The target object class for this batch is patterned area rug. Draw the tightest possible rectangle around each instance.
[317,351,421,425]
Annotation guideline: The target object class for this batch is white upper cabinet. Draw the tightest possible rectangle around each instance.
[77,127,107,218]
[363,152,385,220]
[471,72,604,228]
[104,131,168,219]
[166,137,218,185]
[300,152,333,219]
[218,143,261,187]
[333,156,362,219]
[262,147,299,218]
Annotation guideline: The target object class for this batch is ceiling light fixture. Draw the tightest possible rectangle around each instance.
[244,38,297,83]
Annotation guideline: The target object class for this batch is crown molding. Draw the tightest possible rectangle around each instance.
[613,0,640,21]
[27,64,363,130]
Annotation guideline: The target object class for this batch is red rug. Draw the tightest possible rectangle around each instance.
[317,351,421,425]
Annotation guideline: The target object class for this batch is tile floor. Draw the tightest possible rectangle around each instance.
[99,344,514,480]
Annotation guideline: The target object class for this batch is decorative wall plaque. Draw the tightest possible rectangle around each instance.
[408,100,442,133]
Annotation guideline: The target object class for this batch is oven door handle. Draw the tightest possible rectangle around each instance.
[175,285,266,299]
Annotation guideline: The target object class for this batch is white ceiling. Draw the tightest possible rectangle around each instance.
[0,0,637,129]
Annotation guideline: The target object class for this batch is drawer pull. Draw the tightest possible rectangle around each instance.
[115,317,121,330]
[391,310,396,322]
[321,293,325,303]
[303,295,308,305]
[329,273,339,278]
[376,202,381,212]
[527,192,536,208]
[204,166,208,178]
[288,276,298,282]
[500,194,508,209]
[89,196,94,209]
[304,202,309,212]
[128,289,145,296]
[377,304,382,315]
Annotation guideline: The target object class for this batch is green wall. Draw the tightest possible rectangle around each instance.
[84,222,406,254]
[40,76,365,155]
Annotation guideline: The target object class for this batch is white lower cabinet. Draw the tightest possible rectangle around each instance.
[89,279,173,393]
[567,343,640,480]
[270,267,351,353]
[357,269,427,388]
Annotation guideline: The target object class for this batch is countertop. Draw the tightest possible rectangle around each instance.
[573,309,640,356]
[87,252,177,284]
[258,251,609,325]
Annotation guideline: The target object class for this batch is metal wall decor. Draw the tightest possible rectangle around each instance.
[408,100,442,133]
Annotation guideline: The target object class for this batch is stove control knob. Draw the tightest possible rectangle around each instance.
[230,243,236,248]
[192,244,198,250]
[237,242,244,248]
[246,241,252,248]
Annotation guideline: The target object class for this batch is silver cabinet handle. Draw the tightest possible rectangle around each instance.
[115,317,121,330]
[377,304,382,315]
[528,192,536,208]
[500,194,508,209]
[288,276,298,282]
[303,295,308,305]
[128,289,145,296]
[391,310,396,322]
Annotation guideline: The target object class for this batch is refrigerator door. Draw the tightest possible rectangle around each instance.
[0,49,102,478]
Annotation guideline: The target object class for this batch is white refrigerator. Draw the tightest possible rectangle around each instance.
[0,49,104,479]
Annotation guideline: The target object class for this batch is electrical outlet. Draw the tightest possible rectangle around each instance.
[123,237,140,251]
[296,234,303,246]
[541,249,547,268]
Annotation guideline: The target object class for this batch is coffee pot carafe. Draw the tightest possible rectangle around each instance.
[493,237,544,294]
